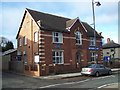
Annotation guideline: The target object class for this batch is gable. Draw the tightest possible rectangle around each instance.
[16,9,39,39]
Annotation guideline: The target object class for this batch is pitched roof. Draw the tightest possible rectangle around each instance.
[2,48,17,56]
[102,41,120,49]
[27,8,70,32]
[82,22,103,38]
[16,8,103,38]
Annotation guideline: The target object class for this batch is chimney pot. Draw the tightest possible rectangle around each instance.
[107,38,110,43]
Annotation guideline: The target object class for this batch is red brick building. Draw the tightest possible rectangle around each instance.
[16,8,103,76]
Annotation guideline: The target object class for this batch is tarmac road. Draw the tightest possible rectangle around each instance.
[2,71,119,89]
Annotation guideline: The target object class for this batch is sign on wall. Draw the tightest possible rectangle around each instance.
[34,55,39,63]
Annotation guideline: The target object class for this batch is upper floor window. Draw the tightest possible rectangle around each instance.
[52,32,63,43]
[34,32,38,42]
[90,37,95,46]
[19,38,22,46]
[23,36,27,45]
[90,52,96,62]
[75,31,82,45]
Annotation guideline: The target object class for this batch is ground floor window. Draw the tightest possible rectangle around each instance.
[17,55,22,61]
[23,51,27,64]
[52,50,64,64]
[90,52,96,62]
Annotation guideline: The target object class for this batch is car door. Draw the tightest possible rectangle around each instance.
[100,65,106,74]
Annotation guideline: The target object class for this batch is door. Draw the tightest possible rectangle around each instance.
[76,52,81,68]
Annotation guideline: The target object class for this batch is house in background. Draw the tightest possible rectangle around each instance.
[16,8,103,76]
[102,38,120,67]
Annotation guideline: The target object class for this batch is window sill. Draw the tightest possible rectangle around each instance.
[53,63,64,65]
[53,42,63,44]
[89,45,95,46]
[75,43,82,46]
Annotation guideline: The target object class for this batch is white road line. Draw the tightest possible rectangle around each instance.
[39,79,90,88]
[97,83,117,88]
[92,75,115,80]
[39,75,116,88]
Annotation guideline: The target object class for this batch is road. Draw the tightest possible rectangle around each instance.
[2,72,119,89]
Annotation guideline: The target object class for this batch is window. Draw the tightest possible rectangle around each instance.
[19,38,22,46]
[52,51,64,64]
[17,51,22,61]
[90,37,95,46]
[90,52,96,61]
[52,32,63,43]
[76,52,81,63]
[23,36,27,45]
[34,32,38,42]
[23,51,27,64]
[75,31,82,45]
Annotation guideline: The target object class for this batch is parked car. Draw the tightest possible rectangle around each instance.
[81,64,112,76]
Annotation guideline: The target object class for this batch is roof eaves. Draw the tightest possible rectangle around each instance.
[80,22,87,32]
[3,48,17,56]
[16,10,27,39]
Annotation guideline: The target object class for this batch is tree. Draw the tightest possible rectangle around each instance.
[0,37,14,52]
[2,41,14,52]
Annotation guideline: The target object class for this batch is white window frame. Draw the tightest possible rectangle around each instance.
[23,36,27,45]
[90,37,95,46]
[34,32,38,42]
[52,50,64,64]
[23,51,27,64]
[52,32,63,43]
[90,52,96,62]
[75,31,82,45]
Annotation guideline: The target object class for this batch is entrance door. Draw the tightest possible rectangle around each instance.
[76,52,81,68]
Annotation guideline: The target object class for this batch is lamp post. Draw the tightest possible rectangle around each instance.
[92,0,101,63]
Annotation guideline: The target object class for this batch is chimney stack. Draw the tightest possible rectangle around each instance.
[107,38,110,43]
[99,32,102,35]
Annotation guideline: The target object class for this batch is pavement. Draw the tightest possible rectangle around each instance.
[34,68,120,80]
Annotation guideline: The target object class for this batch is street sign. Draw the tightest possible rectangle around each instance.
[88,47,99,50]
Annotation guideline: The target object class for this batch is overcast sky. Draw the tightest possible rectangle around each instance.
[1,0,119,48]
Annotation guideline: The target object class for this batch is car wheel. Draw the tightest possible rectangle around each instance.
[108,70,112,75]
[95,72,99,77]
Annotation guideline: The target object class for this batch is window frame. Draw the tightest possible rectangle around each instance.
[52,32,63,43]
[23,51,27,65]
[52,50,64,64]
[90,37,95,46]
[75,31,82,45]
[23,36,27,45]
[34,31,38,42]
[90,52,96,62]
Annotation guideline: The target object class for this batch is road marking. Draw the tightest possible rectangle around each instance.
[97,83,117,88]
[92,75,115,80]
[39,75,116,88]
[39,79,90,88]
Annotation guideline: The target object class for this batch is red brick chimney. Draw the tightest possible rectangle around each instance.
[107,38,110,43]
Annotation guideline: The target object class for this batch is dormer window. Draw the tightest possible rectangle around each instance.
[75,31,82,45]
